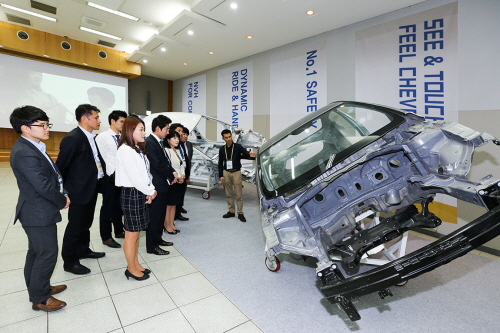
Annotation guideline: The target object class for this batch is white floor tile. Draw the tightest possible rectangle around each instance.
[103,267,158,296]
[0,235,28,254]
[226,321,264,333]
[47,297,121,333]
[50,259,102,284]
[52,273,110,307]
[0,290,45,328]
[138,245,182,263]
[95,249,139,273]
[0,268,26,296]
[0,250,28,272]
[147,256,198,282]
[123,309,195,333]
[112,283,176,326]
[180,293,248,333]
[0,315,47,333]
[161,272,220,307]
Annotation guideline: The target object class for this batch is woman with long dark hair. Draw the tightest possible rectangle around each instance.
[115,116,157,280]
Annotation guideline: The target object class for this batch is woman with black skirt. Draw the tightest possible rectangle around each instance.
[115,116,157,280]
[164,131,185,234]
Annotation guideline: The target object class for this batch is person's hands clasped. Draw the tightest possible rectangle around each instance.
[145,190,157,204]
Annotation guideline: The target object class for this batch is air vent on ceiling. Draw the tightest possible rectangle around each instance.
[82,16,106,28]
[30,0,57,15]
[17,30,30,40]
[97,40,116,48]
[6,14,31,26]
[98,50,107,59]
[61,41,71,50]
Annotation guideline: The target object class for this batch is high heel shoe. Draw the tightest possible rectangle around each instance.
[174,229,180,233]
[165,230,176,235]
[125,269,150,281]
[142,269,151,275]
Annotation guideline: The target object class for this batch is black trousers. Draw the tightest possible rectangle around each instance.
[62,189,98,267]
[23,224,58,304]
[146,191,168,249]
[176,181,188,216]
[99,176,124,241]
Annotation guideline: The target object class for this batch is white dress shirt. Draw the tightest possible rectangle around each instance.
[95,128,119,176]
[115,144,155,196]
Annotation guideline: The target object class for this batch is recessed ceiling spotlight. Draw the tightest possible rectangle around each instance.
[83,63,88,66]
[187,30,194,35]
[306,10,314,15]
[117,70,121,72]
[0,3,57,21]
[183,63,188,65]
[143,59,148,63]
[160,47,166,52]
[87,2,139,21]
[246,35,253,39]
[208,51,214,55]
[43,55,49,57]
[230,3,237,9]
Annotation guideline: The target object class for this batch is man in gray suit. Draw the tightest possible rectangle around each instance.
[9,106,70,312]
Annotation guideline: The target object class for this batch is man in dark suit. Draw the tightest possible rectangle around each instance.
[145,115,177,255]
[56,104,106,275]
[10,106,70,312]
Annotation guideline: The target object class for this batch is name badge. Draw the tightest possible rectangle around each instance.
[226,160,233,170]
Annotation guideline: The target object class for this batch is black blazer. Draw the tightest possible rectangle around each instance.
[10,138,67,226]
[145,135,176,193]
[56,127,106,205]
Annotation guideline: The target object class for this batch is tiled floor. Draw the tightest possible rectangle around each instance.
[0,162,262,333]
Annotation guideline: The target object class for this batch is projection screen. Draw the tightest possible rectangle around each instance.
[0,53,128,132]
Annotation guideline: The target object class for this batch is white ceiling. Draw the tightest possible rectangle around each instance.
[0,0,428,80]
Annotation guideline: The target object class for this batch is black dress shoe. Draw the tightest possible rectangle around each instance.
[80,251,106,259]
[223,211,235,218]
[238,214,247,222]
[124,269,149,281]
[175,215,189,221]
[103,238,121,248]
[180,207,187,214]
[64,263,91,275]
[159,240,174,246]
[147,247,170,255]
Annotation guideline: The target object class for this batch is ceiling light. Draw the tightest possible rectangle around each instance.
[246,35,253,39]
[160,47,166,52]
[306,10,314,15]
[83,63,88,65]
[87,2,139,21]
[43,55,49,57]
[187,30,194,35]
[80,26,122,41]
[183,63,188,65]
[143,59,148,63]
[209,51,214,55]
[0,3,57,22]
[230,3,237,9]
[117,70,121,72]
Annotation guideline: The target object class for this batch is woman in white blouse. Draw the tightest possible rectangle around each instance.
[115,116,157,281]
[164,131,185,234]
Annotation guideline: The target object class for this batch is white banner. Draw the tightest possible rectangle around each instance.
[355,2,458,122]
[217,62,253,136]
[269,41,327,137]
[182,74,206,137]
[355,2,459,221]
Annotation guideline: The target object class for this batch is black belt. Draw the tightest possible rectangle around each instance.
[225,169,240,173]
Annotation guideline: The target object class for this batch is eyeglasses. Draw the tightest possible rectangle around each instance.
[29,123,53,129]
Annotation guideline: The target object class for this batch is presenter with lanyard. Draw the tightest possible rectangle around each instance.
[115,116,157,280]
[218,129,255,222]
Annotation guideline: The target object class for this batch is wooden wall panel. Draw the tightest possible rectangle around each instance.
[85,44,119,71]
[45,35,85,64]
[0,127,66,151]
[118,52,141,78]
[0,21,45,55]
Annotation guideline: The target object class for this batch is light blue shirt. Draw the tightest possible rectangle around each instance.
[21,135,55,170]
